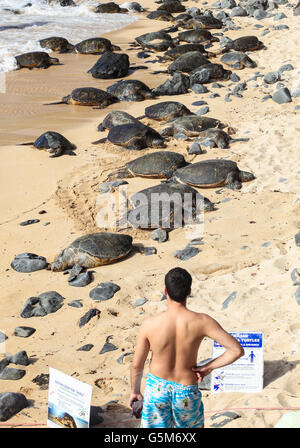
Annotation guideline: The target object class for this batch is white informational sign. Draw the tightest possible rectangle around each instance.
[210,332,264,394]
[47,368,92,428]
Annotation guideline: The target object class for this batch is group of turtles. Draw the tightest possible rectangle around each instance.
[14,2,261,273]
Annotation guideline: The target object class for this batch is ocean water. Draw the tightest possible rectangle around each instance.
[0,0,138,72]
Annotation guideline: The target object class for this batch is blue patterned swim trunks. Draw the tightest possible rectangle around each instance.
[140,372,204,428]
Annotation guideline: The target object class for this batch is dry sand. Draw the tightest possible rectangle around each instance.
[0,0,299,429]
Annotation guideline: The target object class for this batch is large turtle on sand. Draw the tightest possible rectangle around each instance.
[135,30,174,48]
[18,131,76,157]
[75,37,121,54]
[126,181,214,229]
[162,43,213,61]
[147,10,175,21]
[167,51,210,74]
[188,15,223,30]
[189,63,231,84]
[50,232,133,271]
[197,129,231,149]
[175,29,219,45]
[220,52,256,70]
[161,115,221,137]
[106,80,155,102]
[173,159,255,190]
[39,37,75,53]
[140,101,193,122]
[106,151,187,181]
[15,51,60,69]
[222,36,264,53]
[93,123,166,150]
[44,87,118,108]
[97,111,140,131]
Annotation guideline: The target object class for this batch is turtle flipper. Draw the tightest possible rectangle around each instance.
[91,137,107,144]
[17,142,35,146]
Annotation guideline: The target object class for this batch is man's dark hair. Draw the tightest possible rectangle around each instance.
[165,267,192,303]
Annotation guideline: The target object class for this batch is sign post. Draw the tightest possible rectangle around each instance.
[210,332,264,394]
[47,368,92,428]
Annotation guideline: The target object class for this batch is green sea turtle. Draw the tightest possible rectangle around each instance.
[141,101,193,121]
[106,80,155,102]
[147,10,175,21]
[104,123,166,150]
[173,159,255,189]
[188,15,223,30]
[127,181,214,229]
[222,36,264,53]
[162,43,213,61]
[176,29,219,44]
[94,2,127,13]
[75,37,120,54]
[106,151,187,181]
[39,36,75,53]
[18,131,76,157]
[97,111,140,131]
[157,0,186,13]
[161,115,221,137]
[190,63,231,84]
[197,129,231,149]
[167,51,210,74]
[15,51,60,69]
[44,87,118,108]
[50,232,133,271]
[135,30,174,49]
[220,52,256,69]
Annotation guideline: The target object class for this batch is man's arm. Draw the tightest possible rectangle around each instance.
[192,315,244,381]
[129,320,150,407]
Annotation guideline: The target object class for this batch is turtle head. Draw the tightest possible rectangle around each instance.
[50,57,60,65]
[239,170,255,183]
[62,94,72,104]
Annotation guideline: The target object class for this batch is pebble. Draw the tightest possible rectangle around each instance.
[11,253,48,273]
[19,219,40,226]
[292,90,300,98]
[78,308,100,328]
[278,63,294,74]
[262,94,272,101]
[197,106,209,115]
[174,246,200,261]
[77,344,94,351]
[222,291,237,310]
[295,286,300,305]
[192,100,207,106]
[117,352,134,364]
[68,300,83,308]
[150,228,168,242]
[68,271,93,287]
[209,93,220,98]
[191,84,209,94]
[134,297,148,307]
[89,282,120,301]
[295,105,300,110]
[13,326,36,338]
[6,351,29,366]
[263,71,280,84]
[99,336,118,354]
[188,142,203,155]
[225,93,232,102]
[291,268,300,285]
[261,241,272,247]
[295,233,300,247]
[230,73,240,82]
[272,87,292,104]
[0,331,7,343]
[230,6,248,16]
[273,12,287,19]
[0,392,28,421]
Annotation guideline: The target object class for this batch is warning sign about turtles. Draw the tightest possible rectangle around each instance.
[210,332,264,394]
[47,368,92,428]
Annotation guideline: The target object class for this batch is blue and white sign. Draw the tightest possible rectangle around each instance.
[47,368,92,428]
[210,332,264,394]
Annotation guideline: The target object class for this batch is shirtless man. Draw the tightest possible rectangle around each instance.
[129,267,244,428]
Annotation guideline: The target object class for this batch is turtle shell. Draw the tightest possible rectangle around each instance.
[177,29,216,44]
[163,115,220,136]
[173,159,240,187]
[229,36,263,52]
[193,15,223,29]
[144,101,192,121]
[69,232,133,261]
[107,123,165,149]
[220,52,256,68]
[167,51,210,74]
[190,63,231,84]
[125,151,187,177]
[69,87,117,106]
[34,131,75,151]
[106,80,154,101]
[15,51,58,68]
[75,37,112,54]
[39,37,74,53]
[100,111,140,130]
[164,43,208,60]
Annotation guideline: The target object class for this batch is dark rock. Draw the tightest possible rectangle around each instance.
[78,308,101,328]
[294,0,300,15]
[188,142,203,155]
[196,106,209,115]
[0,331,7,343]
[99,336,118,354]
[150,228,168,242]
[32,373,49,389]
[278,63,294,74]
[134,297,148,307]
[263,71,280,84]
[11,253,48,273]
[68,300,83,308]
[222,291,237,310]
[230,73,240,82]
[117,352,134,364]
[68,271,93,287]
[0,368,26,381]
[0,392,28,421]
[295,233,300,247]
[90,405,104,426]
[88,51,130,79]
[77,344,94,351]
[152,72,190,96]
[7,351,29,366]
[272,87,292,104]
[174,246,200,260]
[19,219,40,226]
[20,291,64,318]
[89,282,120,301]
[14,326,36,338]
[230,6,248,16]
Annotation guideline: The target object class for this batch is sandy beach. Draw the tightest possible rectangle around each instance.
[0,0,299,429]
